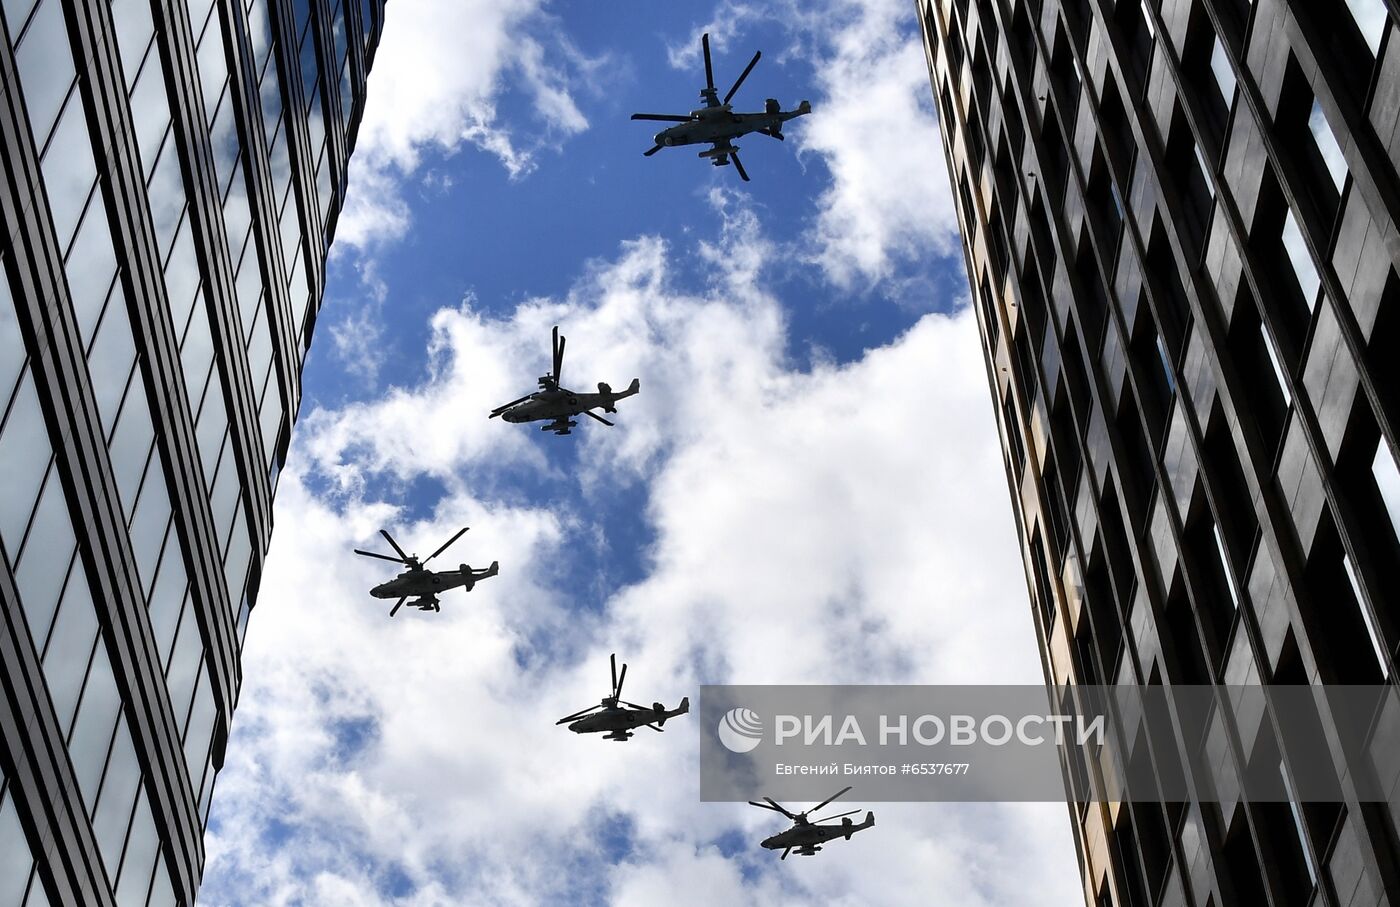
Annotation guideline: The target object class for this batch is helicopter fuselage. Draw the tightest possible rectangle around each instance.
[370,563,498,599]
[567,698,690,739]
[498,380,640,426]
[652,101,811,149]
[760,812,875,853]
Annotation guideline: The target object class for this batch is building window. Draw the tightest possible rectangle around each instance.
[1341,555,1388,677]
[1212,523,1239,607]
[1210,36,1236,106]
[1281,208,1321,311]
[1115,0,1156,90]
[1261,324,1293,407]
[1279,762,1318,884]
[1308,101,1348,193]
[1373,440,1400,538]
[1345,0,1389,56]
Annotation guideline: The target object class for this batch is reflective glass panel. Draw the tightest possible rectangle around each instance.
[248,0,273,77]
[15,0,77,147]
[92,719,140,877]
[0,371,53,554]
[1346,0,1389,55]
[109,0,154,89]
[0,787,36,907]
[1309,101,1348,192]
[64,204,119,347]
[166,609,203,726]
[209,96,240,198]
[40,95,98,251]
[15,466,77,643]
[114,789,158,907]
[108,385,155,515]
[69,642,119,803]
[129,456,171,593]
[165,217,202,338]
[0,256,24,402]
[183,669,217,779]
[147,540,187,666]
[148,853,176,907]
[196,393,227,486]
[210,441,240,545]
[86,295,138,436]
[224,509,251,597]
[42,559,98,736]
[128,63,171,176]
[147,139,186,257]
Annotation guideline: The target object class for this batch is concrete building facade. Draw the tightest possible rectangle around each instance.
[920,0,1400,903]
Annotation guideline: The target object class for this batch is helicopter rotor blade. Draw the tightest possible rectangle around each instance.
[702,33,715,93]
[353,548,406,564]
[759,797,799,819]
[730,151,750,183]
[552,326,565,387]
[722,50,761,105]
[631,113,690,122]
[424,527,469,564]
[379,530,410,561]
[809,786,853,815]
[781,846,792,860]
[619,700,651,711]
[610,653,618,694]
[490,393,534,417]
[557,704,604,724]
[615,663,628,700]
[583,410,615,427]
[642,723,664,732]
[815,809,861,823]
[747,799,789,813]
[643,144,664,157]
[389,597,407,617]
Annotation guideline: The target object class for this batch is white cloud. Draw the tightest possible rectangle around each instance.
[335,0,595,251]
[200,208,1079,904]
[667,0,962,295]
[795,0,961,292]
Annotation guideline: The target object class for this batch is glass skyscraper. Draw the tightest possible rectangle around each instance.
[921,0,1400,904]
[0,0,382,901]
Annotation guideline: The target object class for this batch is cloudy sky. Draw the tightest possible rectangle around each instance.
[198,0,1083,903]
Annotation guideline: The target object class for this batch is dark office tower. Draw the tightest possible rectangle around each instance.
[921,0,1400,904]
[0,0,382,901]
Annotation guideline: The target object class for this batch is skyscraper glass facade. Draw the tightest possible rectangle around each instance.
[920,0,1400,903]
[0,0,382,901]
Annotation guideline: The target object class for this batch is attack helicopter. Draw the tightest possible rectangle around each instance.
[353,527,498,616]
[749,786,875,859]
[631,33,811,182]
[557,654,689,742]
[489,326,640,435]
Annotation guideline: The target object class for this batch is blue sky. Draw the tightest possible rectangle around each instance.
[199,1,1083,904]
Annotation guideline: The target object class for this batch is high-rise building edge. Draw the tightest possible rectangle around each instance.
[0,0,382,902]
[920,0,1400,904]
